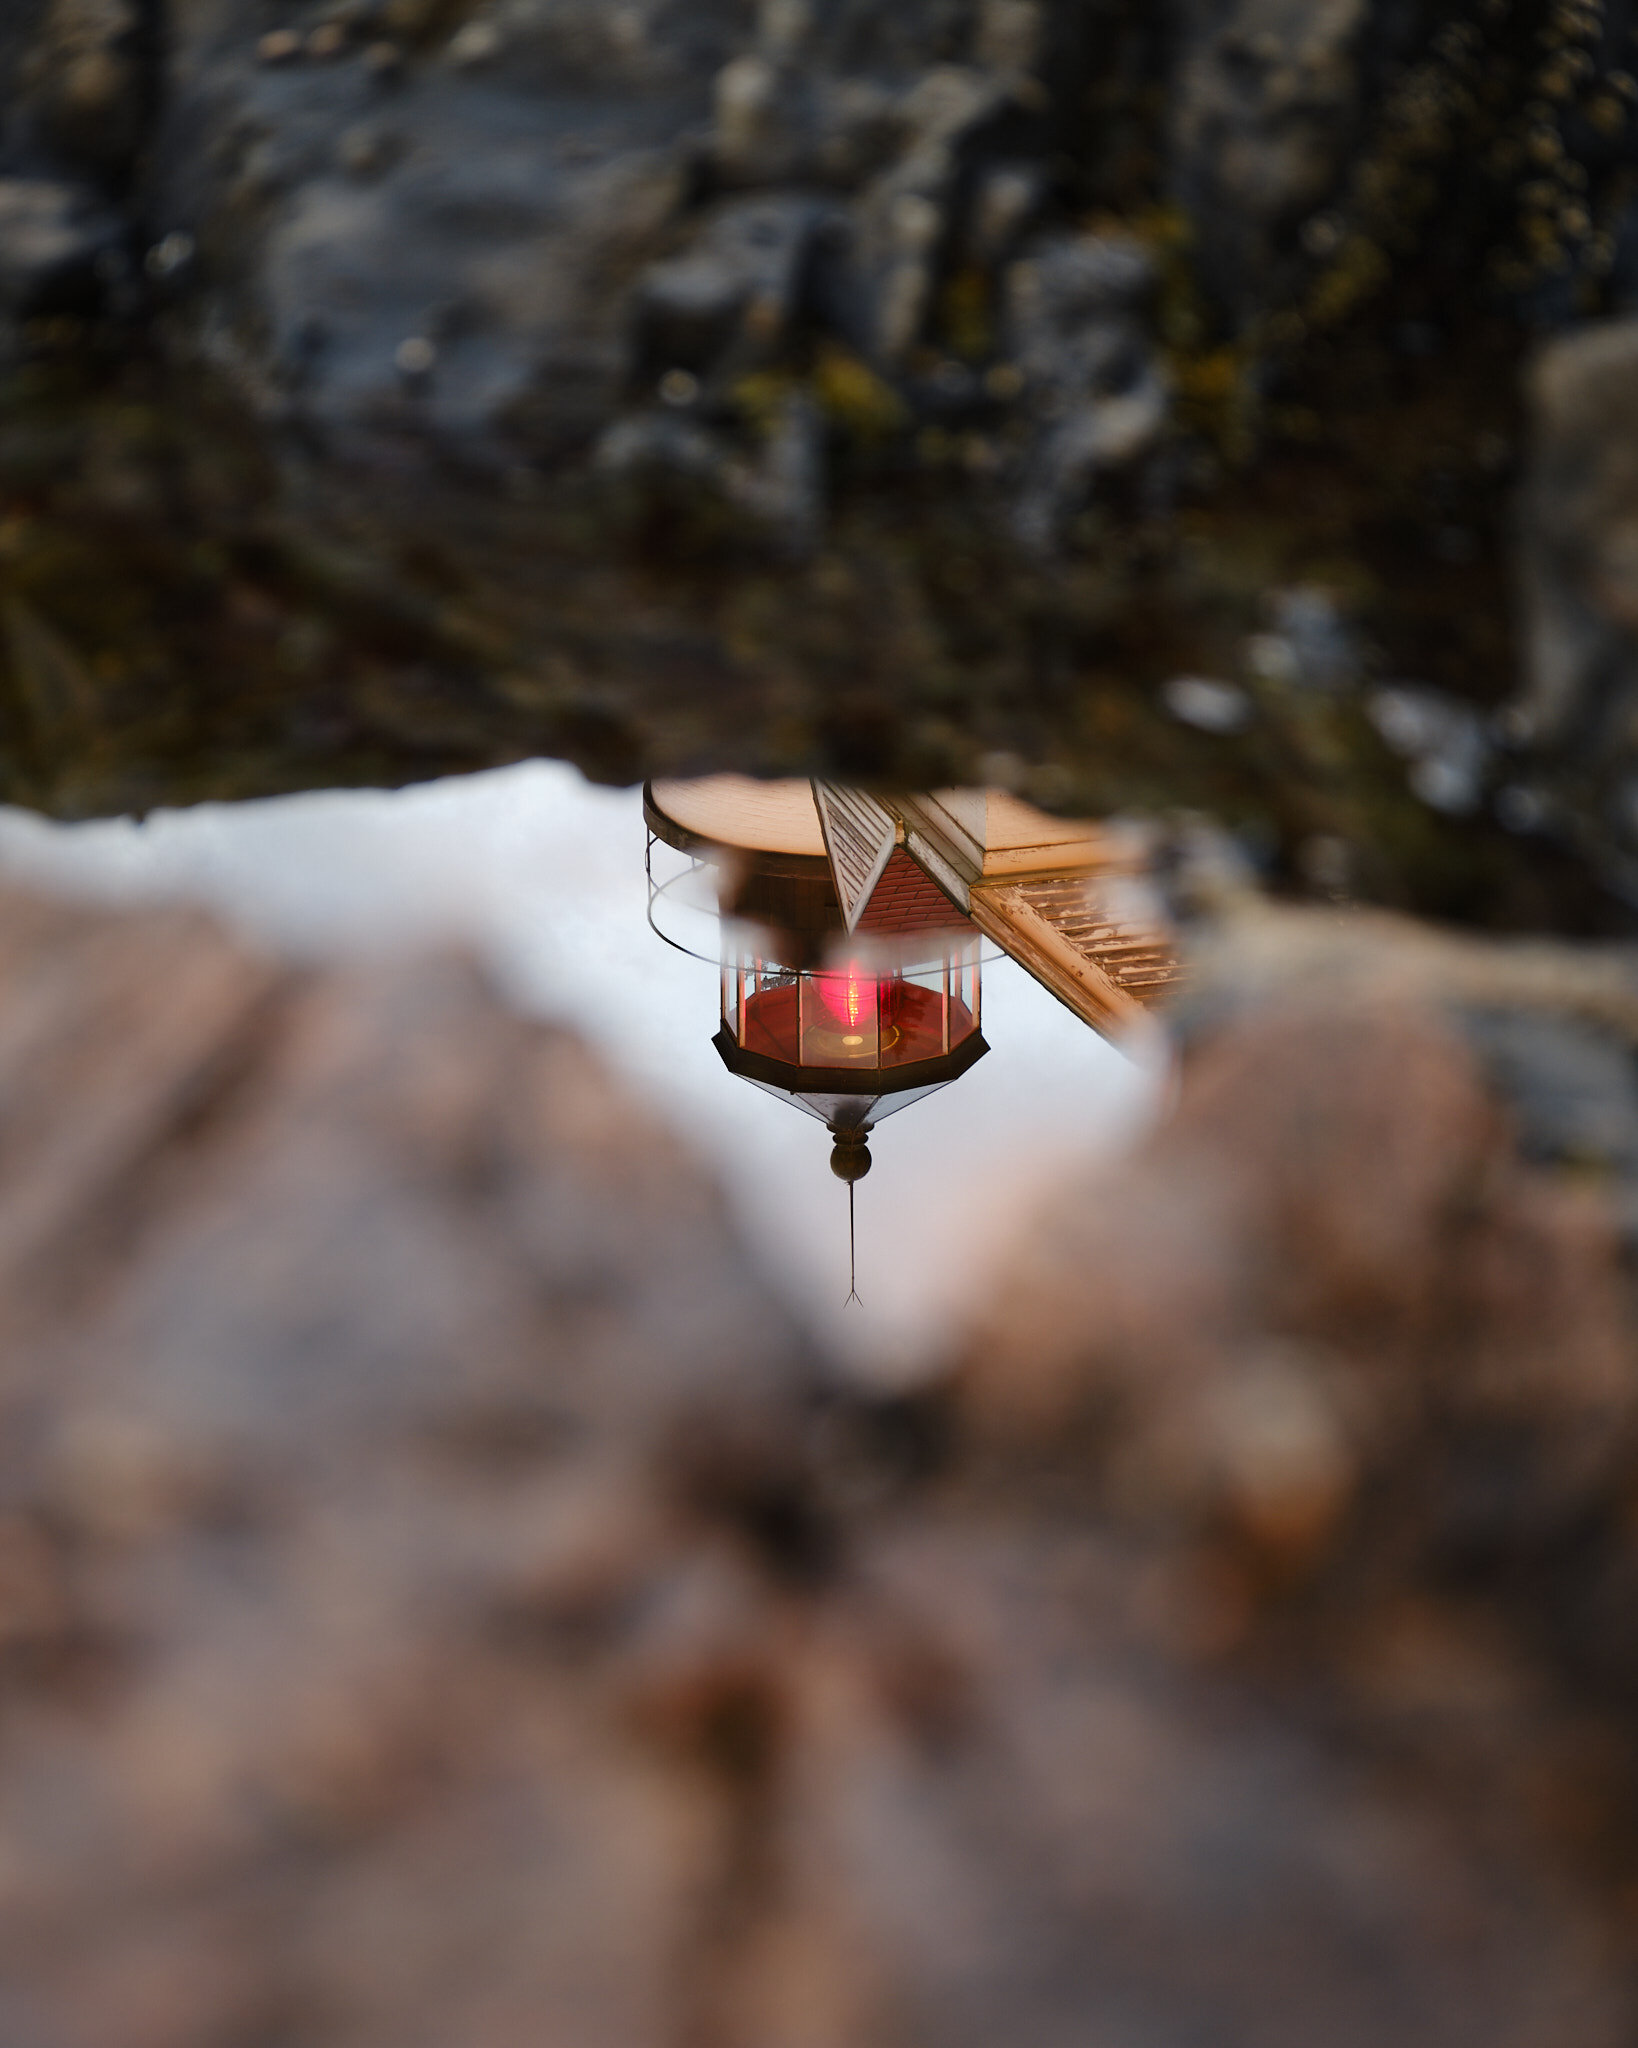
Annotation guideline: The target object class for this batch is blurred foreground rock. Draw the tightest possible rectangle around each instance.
[954,899,1638,2035]
[0,881,819,2048]
[3,880,1638,2042]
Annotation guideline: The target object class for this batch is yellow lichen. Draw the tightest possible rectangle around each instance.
[811,345,909,443]
[938,267,993,363]
[1305,236,1390,330]
[729,368,801,439]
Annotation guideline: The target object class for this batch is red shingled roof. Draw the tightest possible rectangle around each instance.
[854,850,975,936]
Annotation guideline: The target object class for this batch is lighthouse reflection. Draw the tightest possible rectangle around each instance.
[645,775,1184,1235]
[648,779,994,1199]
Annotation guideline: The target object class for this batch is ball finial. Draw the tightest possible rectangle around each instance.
[829,1132,872,1182]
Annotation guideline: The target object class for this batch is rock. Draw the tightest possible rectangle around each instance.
[154,58,695,457]
[1170,0,1375,318]
[637,192,839,387]
[0,173,125,318]
[0,3,53,154]
[841,64,1014,364]
[1259,584,1357,690]
[145,0,1056,459]
[15,0,150,179]
[962,898,1638,1682]
[1519,319,1638,744]
[1367,681,1490,817]
[1005,230,1156,393]
[596,384,826,555]
[751,1512,1633,2048]
[1460,1003,1638,1240]
[0,879,821,2048]
[150,2,766,452]
[1163,672,1252,733]
[1004,230,1168,549]
[942,903,1638,2031]
[965,156,1046,263]
[961,975,1633,1517]
[0,5,152,338]
[1515,320,1638,883]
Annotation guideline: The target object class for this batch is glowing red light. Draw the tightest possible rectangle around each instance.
[816,961,875,1029]
[813,964,910,1043]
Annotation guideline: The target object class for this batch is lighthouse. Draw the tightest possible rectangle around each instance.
[645,777,990,1193]
[644,774,1184,1296]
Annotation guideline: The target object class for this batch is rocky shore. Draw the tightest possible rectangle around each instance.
[1,2,1638,924]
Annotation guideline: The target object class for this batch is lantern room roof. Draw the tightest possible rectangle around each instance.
[649,778,1110,877]
[648,777,827,859]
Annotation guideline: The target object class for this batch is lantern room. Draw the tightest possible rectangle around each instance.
[716,931,987,1161]
[645,776,990,1182]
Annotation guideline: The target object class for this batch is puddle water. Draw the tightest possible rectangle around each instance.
[0,762,1168,1381]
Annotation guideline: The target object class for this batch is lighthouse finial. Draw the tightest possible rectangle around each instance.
[828,1126,869,1305]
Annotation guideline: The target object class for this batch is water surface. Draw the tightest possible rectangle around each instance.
[0,763,1163,1377]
